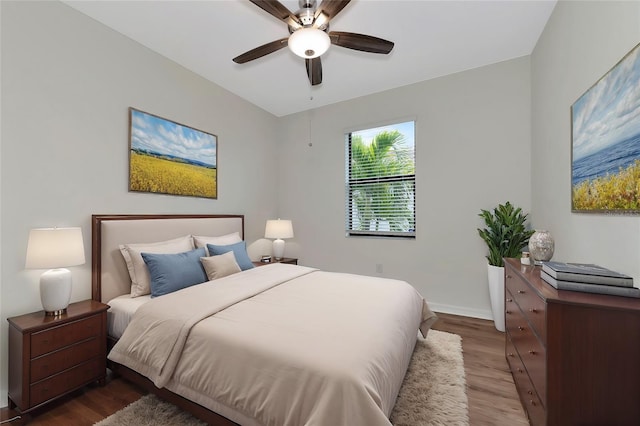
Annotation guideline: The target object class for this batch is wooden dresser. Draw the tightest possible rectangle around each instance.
[504,258,640,425]
[7,300,109,414]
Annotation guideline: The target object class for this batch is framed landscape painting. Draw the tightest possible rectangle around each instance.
[129,108,217,199]
[571,42,640,213]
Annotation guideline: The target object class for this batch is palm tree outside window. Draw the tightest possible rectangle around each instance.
[345,121,416,238]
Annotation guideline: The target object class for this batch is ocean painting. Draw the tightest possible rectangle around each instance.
[571,43,640,213]
[129,108,217,199]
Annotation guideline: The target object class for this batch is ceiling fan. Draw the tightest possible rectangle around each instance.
[233,0,394,86]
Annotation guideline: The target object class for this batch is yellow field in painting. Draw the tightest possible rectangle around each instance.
[572,160,640,210]
[130,152,217,198]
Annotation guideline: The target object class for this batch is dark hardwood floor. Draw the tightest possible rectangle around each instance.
[1,312,528,425]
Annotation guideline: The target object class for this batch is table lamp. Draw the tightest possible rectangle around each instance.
[264,219,294,260]
[25,227,85,316]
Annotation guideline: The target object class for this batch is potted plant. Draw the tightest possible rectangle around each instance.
[478,202,534,331]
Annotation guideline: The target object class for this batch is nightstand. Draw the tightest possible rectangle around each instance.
[7,300,109,414]
[253,257,298,267]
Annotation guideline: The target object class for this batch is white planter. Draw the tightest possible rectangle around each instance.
[487,264,505,332]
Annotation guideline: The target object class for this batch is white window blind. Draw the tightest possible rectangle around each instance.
[345,121,416,238]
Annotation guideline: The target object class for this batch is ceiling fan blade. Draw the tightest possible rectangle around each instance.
[233,38,289,64]
[305,57,323,86]
[329,31,394,54]
[316,0,351,20]
[249,0,301,28]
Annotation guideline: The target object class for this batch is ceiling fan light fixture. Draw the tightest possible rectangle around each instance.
[288,27,330,59]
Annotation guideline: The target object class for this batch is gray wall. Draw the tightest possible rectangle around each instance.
[277,56,532,317]
[531,1,640,279]
[0,0,279,402]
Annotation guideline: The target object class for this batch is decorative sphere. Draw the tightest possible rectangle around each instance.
[529,230,554,263]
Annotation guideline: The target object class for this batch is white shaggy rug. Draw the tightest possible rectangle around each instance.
[96,329,468,426]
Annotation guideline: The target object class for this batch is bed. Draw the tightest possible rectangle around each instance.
[92,214,437,426]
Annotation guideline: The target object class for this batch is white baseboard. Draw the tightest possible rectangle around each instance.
[428,302,493,321]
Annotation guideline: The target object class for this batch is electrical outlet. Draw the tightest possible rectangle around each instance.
[376,263,383,274]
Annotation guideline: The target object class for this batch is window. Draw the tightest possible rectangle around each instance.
[345,121,416,238]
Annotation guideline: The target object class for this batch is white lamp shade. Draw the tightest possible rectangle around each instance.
[265,220,294,239]
[25,227,85,269]
[288,28,331,59]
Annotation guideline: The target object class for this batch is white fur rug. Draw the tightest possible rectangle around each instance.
[96,329,468,426]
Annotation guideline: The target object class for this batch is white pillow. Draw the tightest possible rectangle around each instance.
[119,235,194,297]
[193,232,242,255]
[200,251,242,280]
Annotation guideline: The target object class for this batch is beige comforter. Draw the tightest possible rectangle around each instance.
[109,264,437,426]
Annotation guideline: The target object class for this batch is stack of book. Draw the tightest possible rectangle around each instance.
[541,261,639,298]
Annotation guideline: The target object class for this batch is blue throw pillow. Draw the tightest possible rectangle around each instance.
[206,241,255,271]
[141,248,208,297]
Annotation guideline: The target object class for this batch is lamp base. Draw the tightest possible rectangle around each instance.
[272,238,285,260]
[45,308,67,317]
[40,268,72,315]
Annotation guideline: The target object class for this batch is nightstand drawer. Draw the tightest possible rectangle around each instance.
[8,300,109,414]
[31,314,102,357]
[30,337,101,383]
[30,357,101,407]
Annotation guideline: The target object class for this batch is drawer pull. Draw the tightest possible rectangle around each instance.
[528,350,536,355]
[508,352,514,357]
[530,400,537,406]
[506,298,513,302]
[506,310,511,314]
[529,308,537,313]
[518,326,525,331]
[517,290,525,294]
[527,390,533,395]
[506,275,512,279]
[517,368,523,373]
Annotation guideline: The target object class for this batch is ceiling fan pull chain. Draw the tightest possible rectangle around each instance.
[309,58,312,93]
[308,109,313,147]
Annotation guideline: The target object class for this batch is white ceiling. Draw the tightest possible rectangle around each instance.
[63,0,556,117]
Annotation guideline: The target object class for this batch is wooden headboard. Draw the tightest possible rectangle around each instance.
[91,214,245,303]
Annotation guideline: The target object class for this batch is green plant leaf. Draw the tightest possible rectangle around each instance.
[477,201,534,267]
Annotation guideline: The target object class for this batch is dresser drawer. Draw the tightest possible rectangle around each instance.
[506,299,547,404]
[505,289,519,328]
[506,271,547,342]
[31,315,102,358]
[30,337,101,383]
[507,337,546,426]
[30,357,101,407]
